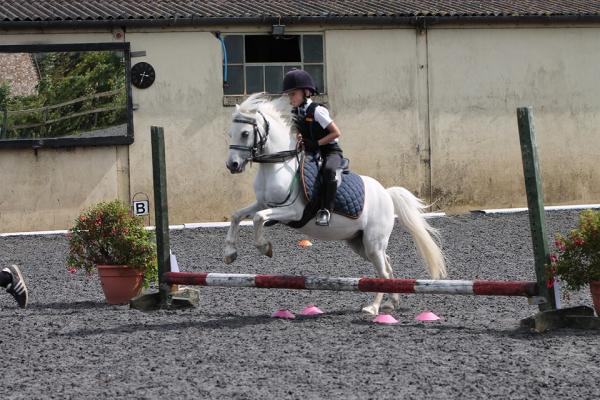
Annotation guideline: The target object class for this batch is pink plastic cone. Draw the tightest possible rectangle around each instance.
[415,311,441,322]
[300,305,324,316]
[372,314,399,325]
[271,309,296,319]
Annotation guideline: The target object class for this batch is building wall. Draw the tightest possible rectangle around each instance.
[428,27,600,211]
[0,32,125,232]
[124,30,252,224]
[0,24,599,232]
[325,29,429,198]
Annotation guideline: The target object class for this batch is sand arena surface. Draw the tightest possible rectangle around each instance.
[1,211,599,399]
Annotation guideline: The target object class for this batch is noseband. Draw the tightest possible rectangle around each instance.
[229,111,299,163]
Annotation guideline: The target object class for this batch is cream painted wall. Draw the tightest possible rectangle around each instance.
[0,32,124,231]
[325,29,427,196]
[125,30,255,224]
[2,25,600,231]
[0,147,120,231]
[428,27,600,210]
[0,30,256,231]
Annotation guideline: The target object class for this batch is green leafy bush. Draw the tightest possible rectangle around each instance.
[3,50,126,139]
[67,200,157,287]
[548,209,600,291]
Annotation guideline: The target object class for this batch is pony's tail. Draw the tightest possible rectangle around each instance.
[386,187,447,279]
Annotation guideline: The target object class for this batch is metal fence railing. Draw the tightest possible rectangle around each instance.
[0,89,124,139]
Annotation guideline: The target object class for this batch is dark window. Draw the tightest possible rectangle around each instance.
[245,35,301,63]
[265,65,283,94]
[224,35,243,64]
[245,66,264,93]
[0,42,133,149]
[302,35,323,63]
[222,34,325,96]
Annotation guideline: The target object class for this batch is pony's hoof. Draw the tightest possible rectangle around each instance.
[256,242,273,258]
[224,252,238,264]
[257,242,273,258]
[361,305,379,315]
[265,242,273,258]
[380,301,396,312]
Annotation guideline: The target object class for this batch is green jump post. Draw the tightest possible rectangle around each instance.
[517,107,557,311]
[151,126,172,303]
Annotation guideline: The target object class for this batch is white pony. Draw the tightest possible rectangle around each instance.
[224,93,446,315]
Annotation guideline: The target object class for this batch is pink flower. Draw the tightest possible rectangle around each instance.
[549,254,558,263]
[67,267,77,274]
[574,238,585,246]
[546,278,554,289]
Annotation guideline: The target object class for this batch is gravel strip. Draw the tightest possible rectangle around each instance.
[0,211,598,400]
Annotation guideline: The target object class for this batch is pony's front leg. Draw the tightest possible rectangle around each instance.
[224,202,263,264]
[253,206,303,258]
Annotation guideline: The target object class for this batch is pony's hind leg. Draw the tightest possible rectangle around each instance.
[380,254,401,312]
[347,234,395,314]
[347,234,400,311]
[345,232,367,260]
[361,246,390,316]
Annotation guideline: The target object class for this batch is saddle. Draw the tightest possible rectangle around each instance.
[286,153,365,228]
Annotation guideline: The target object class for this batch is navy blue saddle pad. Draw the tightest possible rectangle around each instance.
[299,154,365,219]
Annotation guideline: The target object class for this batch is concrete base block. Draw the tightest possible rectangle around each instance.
[520,306,600,332]
[130,287,200,311]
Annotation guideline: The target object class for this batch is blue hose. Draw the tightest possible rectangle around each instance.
[219,36,228,82]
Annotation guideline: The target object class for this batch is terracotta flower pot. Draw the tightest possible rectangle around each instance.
[97,265,144,305]
[590,280,600,316]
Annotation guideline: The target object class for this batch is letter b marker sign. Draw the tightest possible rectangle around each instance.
[133,200,150,216]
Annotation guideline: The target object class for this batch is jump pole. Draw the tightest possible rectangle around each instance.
[164,272,538,298]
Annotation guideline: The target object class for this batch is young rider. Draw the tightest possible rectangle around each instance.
[283,69,343,226]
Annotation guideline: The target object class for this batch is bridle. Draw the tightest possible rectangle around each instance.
[229,111,299,163]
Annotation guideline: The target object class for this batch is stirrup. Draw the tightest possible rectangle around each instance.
[316,209,331,226]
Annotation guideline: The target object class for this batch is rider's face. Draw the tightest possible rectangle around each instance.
[287,89,306,107]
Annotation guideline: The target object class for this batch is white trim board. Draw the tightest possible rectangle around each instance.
[472,204,600,214]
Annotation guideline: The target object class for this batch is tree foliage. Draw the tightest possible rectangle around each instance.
[1,50,127,139]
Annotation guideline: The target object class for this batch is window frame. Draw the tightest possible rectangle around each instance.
[222,33,326,97]
[0,42,133,149]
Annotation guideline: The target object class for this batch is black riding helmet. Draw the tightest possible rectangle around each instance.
[282,69,317,94]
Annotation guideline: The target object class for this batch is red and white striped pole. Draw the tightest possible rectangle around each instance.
[164,272,539,298]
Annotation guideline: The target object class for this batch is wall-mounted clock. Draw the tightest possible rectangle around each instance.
[131,62,156,89]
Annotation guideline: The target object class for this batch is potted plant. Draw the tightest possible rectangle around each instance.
[67,200,158,304]
[548,209,600,315]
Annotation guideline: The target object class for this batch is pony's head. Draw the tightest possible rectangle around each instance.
[226,93,294,173]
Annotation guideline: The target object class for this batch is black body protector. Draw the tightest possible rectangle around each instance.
[293,102,341,154]
[293,102,343,219]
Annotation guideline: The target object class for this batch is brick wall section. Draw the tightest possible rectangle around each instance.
[0,53,39,97]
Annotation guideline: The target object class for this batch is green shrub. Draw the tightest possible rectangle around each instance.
[548,209,600,291]
[67,200,157,287]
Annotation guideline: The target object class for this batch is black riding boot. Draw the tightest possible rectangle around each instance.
[316,180,338,226]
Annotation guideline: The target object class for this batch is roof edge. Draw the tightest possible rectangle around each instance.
[1,14,600,30]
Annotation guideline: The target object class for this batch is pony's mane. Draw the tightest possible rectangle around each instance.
[234,92,293,131]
